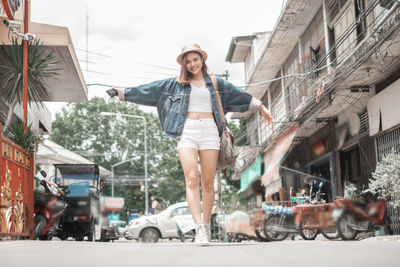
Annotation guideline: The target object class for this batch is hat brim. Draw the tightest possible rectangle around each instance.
[176,49,208,65]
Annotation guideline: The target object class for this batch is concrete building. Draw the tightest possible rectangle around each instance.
[226,0,400,209]
[0,1,87,135]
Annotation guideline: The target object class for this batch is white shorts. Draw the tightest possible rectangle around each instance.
[177,119,220,151]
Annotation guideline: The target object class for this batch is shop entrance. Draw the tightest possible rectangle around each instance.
[306,152,336,202]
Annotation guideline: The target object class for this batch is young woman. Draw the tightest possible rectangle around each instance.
[107,44,273,246]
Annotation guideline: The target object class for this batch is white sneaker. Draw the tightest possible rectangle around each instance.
[203,223,211,242]
[195,224,210,246]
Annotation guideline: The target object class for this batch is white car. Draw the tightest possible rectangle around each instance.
[124,202,193,242]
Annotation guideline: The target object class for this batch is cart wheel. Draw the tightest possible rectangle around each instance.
[255,229,269,242]
[298,223,319,240]
[320,228,339,240]
[337,213,358,240]
[263,215,288,241]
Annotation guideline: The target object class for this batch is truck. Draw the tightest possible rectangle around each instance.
[54,164,116,241]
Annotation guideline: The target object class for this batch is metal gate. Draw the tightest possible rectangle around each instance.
[376,126,400,161]
[0,124,34,239]
[376,126,400,235]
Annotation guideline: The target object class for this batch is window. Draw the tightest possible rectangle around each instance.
[173,206,191,216]
[329,0,349,23]
[355,0,366,43]
[311,46,322,79]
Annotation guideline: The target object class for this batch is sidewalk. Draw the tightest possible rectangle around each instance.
[361,235,400,242]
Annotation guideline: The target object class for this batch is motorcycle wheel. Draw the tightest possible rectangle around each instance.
[298,223,319,240]
[34,214,47,240]
[263,215,289,241]
[337,212,358,240]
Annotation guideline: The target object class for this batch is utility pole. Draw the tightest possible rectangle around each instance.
[22,0,30,133]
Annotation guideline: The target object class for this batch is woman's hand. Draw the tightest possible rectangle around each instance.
[259,104,273,125]
[106,88,118,97]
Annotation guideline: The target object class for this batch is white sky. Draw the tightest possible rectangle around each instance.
[31,0,285,117]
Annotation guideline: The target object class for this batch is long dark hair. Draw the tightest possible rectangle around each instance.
[177,51,209,84]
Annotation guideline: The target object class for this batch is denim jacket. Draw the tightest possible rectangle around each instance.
[119,75,261,139]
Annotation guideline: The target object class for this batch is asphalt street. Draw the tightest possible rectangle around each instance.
[0,238,399,267]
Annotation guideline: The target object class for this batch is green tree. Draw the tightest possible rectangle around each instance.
[230,119,247,147]
[50,97,185,218]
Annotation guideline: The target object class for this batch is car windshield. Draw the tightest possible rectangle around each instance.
[54,164,99,187]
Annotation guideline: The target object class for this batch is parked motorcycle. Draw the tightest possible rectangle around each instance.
[332,189,392,240]
[34,171,68,240]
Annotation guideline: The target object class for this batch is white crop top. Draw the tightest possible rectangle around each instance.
[187,84,212,112]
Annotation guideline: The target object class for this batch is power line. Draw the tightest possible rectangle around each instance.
[78,58,176,77]
[81,68,174,81]
[76,48,180,72]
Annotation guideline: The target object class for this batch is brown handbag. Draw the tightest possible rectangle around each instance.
[210,76,236,171]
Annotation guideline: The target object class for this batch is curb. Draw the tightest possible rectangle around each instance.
[360,235,400,242]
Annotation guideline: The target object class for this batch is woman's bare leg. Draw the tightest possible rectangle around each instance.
[178,147,202,224]
[199,149,219,224]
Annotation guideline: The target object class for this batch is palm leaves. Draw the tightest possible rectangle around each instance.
[4,120,41,152]
[0,38,59,132]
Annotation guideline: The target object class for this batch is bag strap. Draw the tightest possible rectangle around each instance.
[210,75,227,130]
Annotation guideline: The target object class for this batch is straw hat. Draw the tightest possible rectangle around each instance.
[176,44,208,65]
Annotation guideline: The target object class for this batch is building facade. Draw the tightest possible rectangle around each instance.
[226,0,400,209]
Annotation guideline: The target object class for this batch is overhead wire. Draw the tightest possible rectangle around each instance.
[78,58,177,77]
[81,68,174,81]
[76,47,180,72]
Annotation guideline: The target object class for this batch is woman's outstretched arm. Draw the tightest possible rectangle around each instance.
[106,79,171,106]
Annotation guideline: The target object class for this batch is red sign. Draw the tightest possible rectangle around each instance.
[101,197,125,212]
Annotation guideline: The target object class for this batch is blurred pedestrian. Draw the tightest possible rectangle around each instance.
[151,196,162,214]
[107,44,273,246]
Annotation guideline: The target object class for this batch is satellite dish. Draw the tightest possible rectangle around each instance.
[348,113,360,136]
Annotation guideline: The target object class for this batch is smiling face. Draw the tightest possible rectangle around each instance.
[185,52,203,77]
